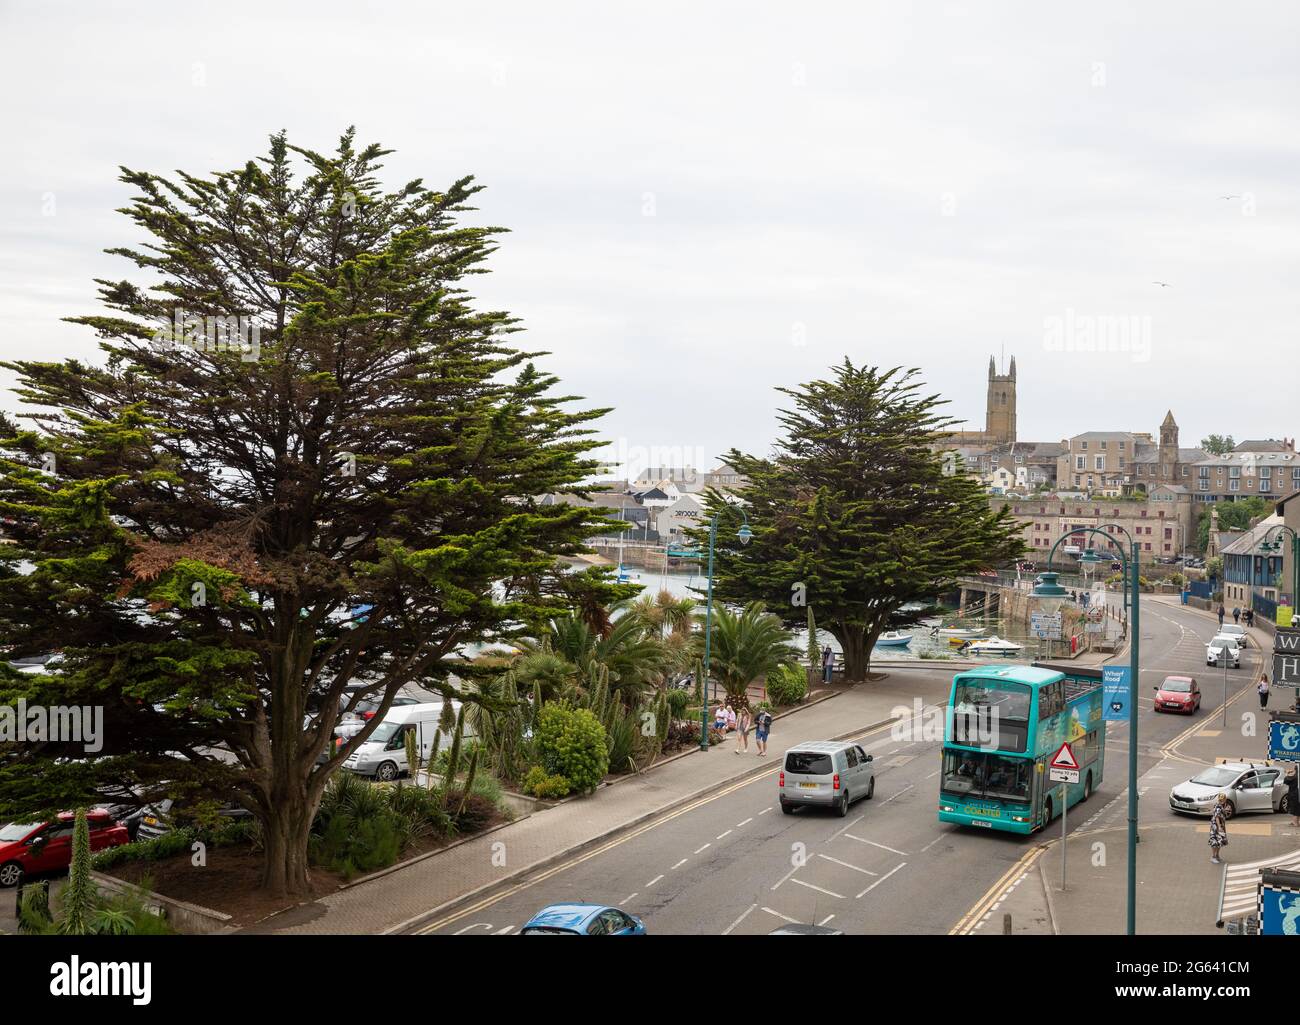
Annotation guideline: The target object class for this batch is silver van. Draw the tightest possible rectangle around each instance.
[779,741,875,816]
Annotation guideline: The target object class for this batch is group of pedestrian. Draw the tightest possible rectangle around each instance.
[712,701,773,756]
[1217,604,1256,628]
[1208,766,1300,865]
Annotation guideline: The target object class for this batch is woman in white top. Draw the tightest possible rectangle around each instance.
[1258,674,1270,709]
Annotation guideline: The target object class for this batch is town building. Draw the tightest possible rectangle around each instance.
[1189,440,1299,505]
[1221,514,1285,609]
[992,483,1194,567]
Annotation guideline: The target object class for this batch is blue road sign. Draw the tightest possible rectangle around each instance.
[1268,719,1300,762]
[1102,665,1131,722]
[1260,881,1300,935]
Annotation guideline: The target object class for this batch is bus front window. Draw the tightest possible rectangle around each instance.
[942,751,1031,804]
[951,679,1032,752]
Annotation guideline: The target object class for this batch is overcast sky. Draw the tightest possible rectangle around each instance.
[3,1,1297,477]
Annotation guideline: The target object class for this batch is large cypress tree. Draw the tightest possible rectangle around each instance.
[0,130,614,896]
[698,360,1023,682]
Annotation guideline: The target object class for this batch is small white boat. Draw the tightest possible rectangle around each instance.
[935,626,985,638]
[960,635,1024,657]
[875,631,913,647]
[616,565,641,584]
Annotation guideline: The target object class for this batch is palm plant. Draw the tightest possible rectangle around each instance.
[698,602,797,708]
[515,610,667,708]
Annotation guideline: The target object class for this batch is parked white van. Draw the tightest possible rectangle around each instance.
[342,702,468,781]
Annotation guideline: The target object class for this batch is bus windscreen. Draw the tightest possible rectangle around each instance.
[950,677,1031,752]
[941,750,1032,804]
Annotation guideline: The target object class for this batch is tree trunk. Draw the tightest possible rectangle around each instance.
[839,626,869,683]
[259,790,316,898]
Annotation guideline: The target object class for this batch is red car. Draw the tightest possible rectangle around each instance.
[0,810,130,887]
[1154,675,1201,715]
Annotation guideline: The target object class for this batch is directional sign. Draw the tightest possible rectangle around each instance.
[1049,766,1080,784]
[1269,719,1300,762]
[1050,741,1078,771]
[1030,612,1062,641]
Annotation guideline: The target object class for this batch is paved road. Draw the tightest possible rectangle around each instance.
[415,597,1266,935]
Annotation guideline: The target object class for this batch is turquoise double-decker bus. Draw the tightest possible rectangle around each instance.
[938,663,1105,835]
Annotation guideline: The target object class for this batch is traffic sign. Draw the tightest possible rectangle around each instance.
[1050,742,1078,770]
[1102,665,1131,722]
[1049,766,1080,784]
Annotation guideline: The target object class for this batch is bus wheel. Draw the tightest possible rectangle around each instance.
[1081,772,1092,802]
[1043,797,1053,825]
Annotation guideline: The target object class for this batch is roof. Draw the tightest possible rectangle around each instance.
[1194,451,1299,467]
[522,903,608,931]
[1161,410,1177,427]
[1068,431,1136,443]
[1221,515,1284,556]
[1235,440,1293,453]
[955,665,1063,687]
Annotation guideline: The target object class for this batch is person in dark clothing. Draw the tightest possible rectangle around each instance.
[1217,605,1226,627]
[1246,608,1255,628]
[1288,769,1300,828]
[821,644,834,684]
[1233,607,1241,624]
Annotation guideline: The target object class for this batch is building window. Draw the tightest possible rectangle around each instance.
[1199,467,1209,479]
[1095,456,1104,471]
[1101,440,1108,450]
[1076,456,1085,470]
[1230,479,1239,492]
[1261,479,1271,493]
[1081,441,1088,450]
[1198,480,1208,491]
[1230,466,1240,479]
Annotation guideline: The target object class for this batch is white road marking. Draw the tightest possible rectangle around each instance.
[826,813,864,842]
[920,835,944,853]
[736,817,753,827]
[844,834,909,856]
[671,858,688,870]
[722,904,758,935]
[759,807,772,815]
[761,906,800,923]
[622,894,637,904]
[770,863,801,891]
[925,770,940,779]
[881,783,914,805]
[646,874,664,886]
[716,830,732,840]
[856,861,907,899]
[694,843,711,855]
[791,877,846,899]
[454,922,494,934]
[496,924,516,934]
[819,914,836,927]
[816,853,878,876]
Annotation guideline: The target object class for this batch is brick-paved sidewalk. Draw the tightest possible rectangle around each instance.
[245,667,956,934]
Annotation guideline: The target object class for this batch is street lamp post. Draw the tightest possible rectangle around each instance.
[1034,524,1141,935]
[699,510,752,751]
[1260,525,1300,618]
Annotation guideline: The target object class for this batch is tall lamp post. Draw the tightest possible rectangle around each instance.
[1034,524,1141,935]
[699,509,753,751]
[1259,525,1300,617]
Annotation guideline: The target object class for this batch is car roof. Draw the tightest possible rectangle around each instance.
[786,741,856,753]
[523,903,612,930]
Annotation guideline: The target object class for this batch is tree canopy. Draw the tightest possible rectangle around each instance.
[695,360,1024,680]
[0,129,618,896]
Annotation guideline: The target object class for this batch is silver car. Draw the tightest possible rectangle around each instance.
[1169,762,1292,817]
[779,741,875,817]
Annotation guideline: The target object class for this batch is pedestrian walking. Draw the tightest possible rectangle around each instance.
[821,644,834,684]
[1246,608,1255,628]
[753,707,773,756]
[1217,604,1225,627]
[1209,793,1230,864]
[1233,606,1241,624]
[735,707,751,754]
[1258,674,1270,709]
[1287,768,1299,828]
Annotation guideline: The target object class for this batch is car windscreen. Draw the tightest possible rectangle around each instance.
[367,722,401,745]
[784,752,834,775]
[521,927,578,935]
[1161,680,1191,693]
[1191,767,1240,787]
[0,822,37,842]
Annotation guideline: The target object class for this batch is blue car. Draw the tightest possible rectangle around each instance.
[521,903,646,935]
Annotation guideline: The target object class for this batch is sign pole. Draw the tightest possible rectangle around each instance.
[1061,779,1068,891]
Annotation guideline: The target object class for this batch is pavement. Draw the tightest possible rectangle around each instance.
[982,595,1300,935]
[245,666,963,934]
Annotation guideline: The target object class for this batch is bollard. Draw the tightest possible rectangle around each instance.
[1003,912,1012,935]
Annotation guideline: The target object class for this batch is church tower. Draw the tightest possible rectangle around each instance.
[1159,410,1179,483]
[985,355,1017,444]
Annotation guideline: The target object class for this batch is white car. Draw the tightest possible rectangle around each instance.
[1218,624,1248,647]
[1206,635,1241,667]
[1169,762,1292,817]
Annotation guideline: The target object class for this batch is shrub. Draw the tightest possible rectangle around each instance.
[449,791,499,833]
[767,663,807,706]
[536,704,608,792]
[666,688,689,719]
[522,765,571,799]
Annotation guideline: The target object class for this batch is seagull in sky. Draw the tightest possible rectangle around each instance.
[1153,281,1172,287]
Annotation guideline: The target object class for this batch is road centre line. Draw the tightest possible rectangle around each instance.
[646,874,664,886]
[671,858,688,870]
[761,906,799,923]
[716,830,732,840]
[722,904,757,935]
[881,783,914,804]
[694,843,711,855]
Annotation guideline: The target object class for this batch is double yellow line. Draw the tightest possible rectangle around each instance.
[948,844,1046,935]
